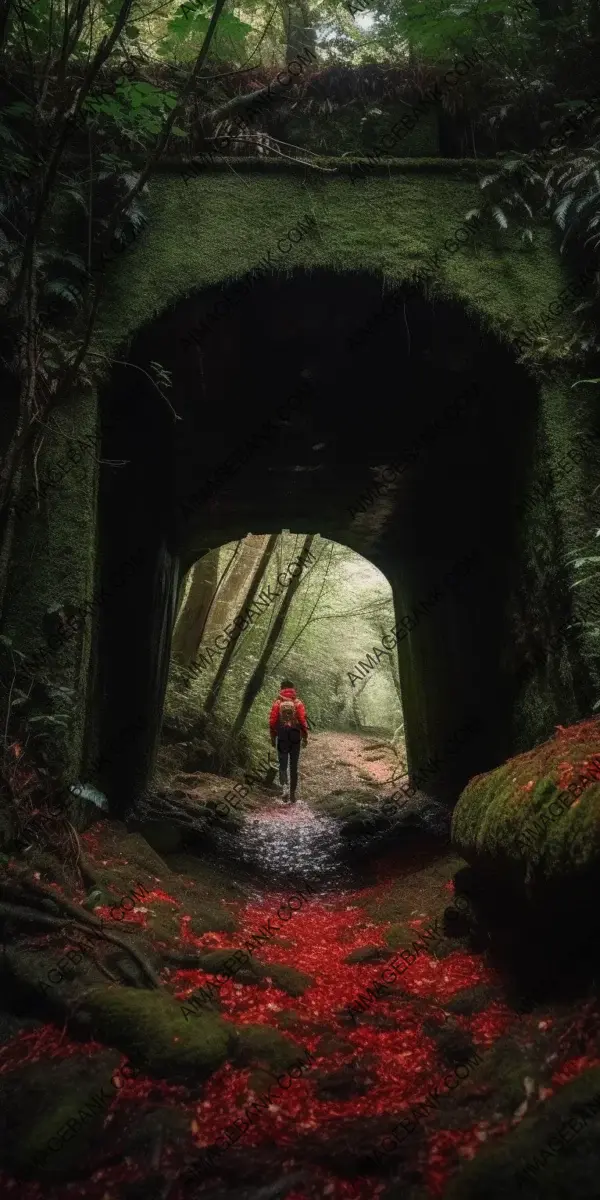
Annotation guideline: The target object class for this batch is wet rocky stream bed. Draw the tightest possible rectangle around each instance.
[1,733,599,1200]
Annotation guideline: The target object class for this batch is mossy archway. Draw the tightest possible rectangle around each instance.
[89,265,589,812]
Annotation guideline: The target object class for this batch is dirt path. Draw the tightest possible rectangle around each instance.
[297,732,402,802]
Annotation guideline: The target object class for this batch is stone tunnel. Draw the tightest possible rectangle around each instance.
[4,162,600,814]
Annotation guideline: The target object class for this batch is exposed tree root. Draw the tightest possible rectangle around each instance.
[1,869,161,988]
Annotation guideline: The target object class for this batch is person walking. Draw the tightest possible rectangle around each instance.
[269,679,308,803]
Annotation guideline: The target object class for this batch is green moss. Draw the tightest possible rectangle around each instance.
[188,905,236,935]
[446,1065,600,1199]
[263,962,313,996]
[383,925,416,951]
[463,1034,540,1113]
[97,163,568,363]
[345,945,393,964]
[164,851,246,913]
[196,948,312,995]
[84,985,231,1078]
[197,948,261,982]
[444,984,499,1015]
[233,1024,311,1074]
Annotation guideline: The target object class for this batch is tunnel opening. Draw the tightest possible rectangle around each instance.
[92,268,547,813]
[157,533,404,791]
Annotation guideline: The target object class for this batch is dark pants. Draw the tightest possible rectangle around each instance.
[277,733,301,795]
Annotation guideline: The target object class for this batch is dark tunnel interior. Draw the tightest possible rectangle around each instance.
[93,268,549,811]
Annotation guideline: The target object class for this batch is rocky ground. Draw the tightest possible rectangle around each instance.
[0,731,599,1199]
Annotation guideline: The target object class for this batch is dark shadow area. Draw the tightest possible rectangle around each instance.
[448,863,600,1009]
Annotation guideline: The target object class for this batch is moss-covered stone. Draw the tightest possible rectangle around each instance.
[0,1052,120,1178]
[233,1024,312,1075]
[463,1033,541,1114]
[83,986,231,1079]
[263,962,313,996]
[444,983,501,1016]
[452,718,600,903]
[195,948,312,995]
[384,924,420,952]
[188,905,236,935]
[99,164,573,362]
[446,1066,600,1199]
[345,945,393,964]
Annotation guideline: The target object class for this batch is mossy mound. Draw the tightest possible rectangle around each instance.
[264,962,313,996]
[452,718,600,903]
[345,945,393,964]
[233,1024,311,1075]
[384,924,421,952]
[446,1065,600,1199]
[443,983,501,1016]
[82,986,231,1079]
[360,854,466,926]
[196,949,312,995]
[310,788,382,831]
[382,922,463,960]
[188,905,236,935]
[0,1052,120,1178]
[164,851,249,908]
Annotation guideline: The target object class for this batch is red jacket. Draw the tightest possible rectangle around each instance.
[269,688,308,737]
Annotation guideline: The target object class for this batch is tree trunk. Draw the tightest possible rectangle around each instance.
[202,536,266,648]
[231,534,315,737]
[204,534,279,715]
[279,0,317,61]
[172,553,220,665]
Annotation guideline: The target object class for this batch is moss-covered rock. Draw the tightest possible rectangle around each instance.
[233,1024,312,1075]
[82,986,231,1079]
[0,1052,120,1178]
[345,945,393,964]
[263,962,313,996]
[444,983,501,1016]
[452,718,600,904]
[384,924,421,952]
[446,1065,600,1199]
[195,948,312,995]
[188,905,236,935]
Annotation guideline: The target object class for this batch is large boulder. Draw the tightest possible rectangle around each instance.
[452,717,600,908]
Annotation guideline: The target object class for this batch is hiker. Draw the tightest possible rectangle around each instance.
[269,679,308,802]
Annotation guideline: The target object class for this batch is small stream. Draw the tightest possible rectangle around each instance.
[206,798,366,894]
[204,790,450,900]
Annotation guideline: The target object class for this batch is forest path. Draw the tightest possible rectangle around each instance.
[3,743,594,1200]
[206,732,403,893]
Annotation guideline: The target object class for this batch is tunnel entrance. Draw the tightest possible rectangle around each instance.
[157,533,404,792]
[92,268,541,812]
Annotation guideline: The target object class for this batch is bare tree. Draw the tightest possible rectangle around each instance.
[230,534,315,737]
[204,534,279,715]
